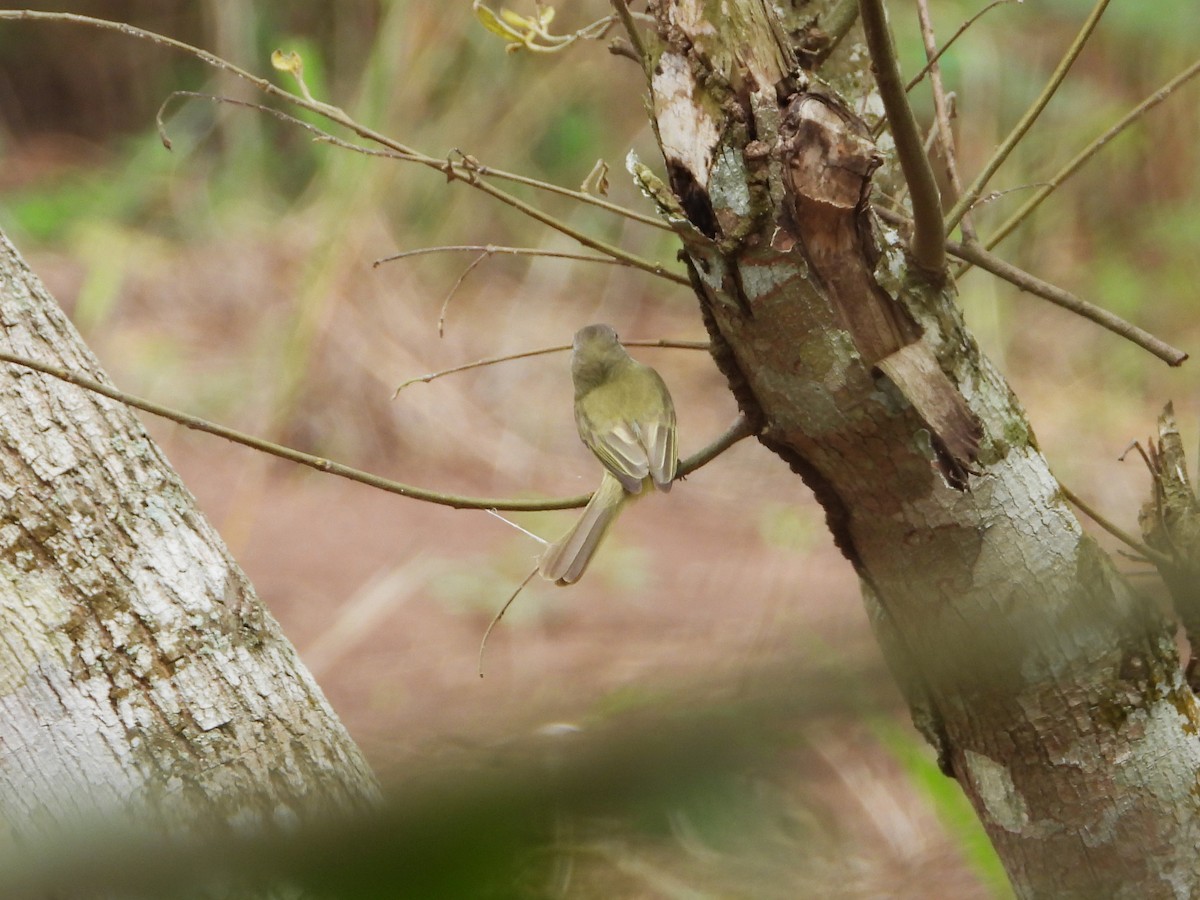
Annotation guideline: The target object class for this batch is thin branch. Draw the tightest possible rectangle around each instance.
[393,339,710,394]
[457,158,674,233]
[0,351,582,511]
[943,0,1112,234]
[0,351,751,512]
[858,0,945,272]
[980,55,1200,254]
[419,150,694,285]
[677,414,755,474]
[904,0,1021,93]
[478,566,539,678]
[3,10,680,287]
[946,236,1188,367]
[157,90,690,286]
[162,89,676,238]
[609,0,651,82]
[877,207,1187,365]
[1060,483,1171,567]
[437,252,489,337]
[916,0,975,242]
[374,244,627,268]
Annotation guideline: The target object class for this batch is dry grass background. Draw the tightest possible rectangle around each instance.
[2,0,1199,896]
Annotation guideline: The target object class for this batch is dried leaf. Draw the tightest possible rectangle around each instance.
[581,159,610,196]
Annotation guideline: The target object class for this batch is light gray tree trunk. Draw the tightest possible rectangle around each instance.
[0,229,377,851]
[630,1,1200,895]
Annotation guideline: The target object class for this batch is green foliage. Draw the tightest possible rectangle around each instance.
[1,132,180,243]
[876,720,1015,899]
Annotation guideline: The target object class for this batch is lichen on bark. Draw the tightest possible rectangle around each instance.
[0,230,378,853]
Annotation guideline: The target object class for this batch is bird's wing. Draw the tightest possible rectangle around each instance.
[639,412,677,492]
[584,420,650,494]
[576,363,676,494]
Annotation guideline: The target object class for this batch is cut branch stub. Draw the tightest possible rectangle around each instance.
[777,93,980,474]
[1135,402,1200,689]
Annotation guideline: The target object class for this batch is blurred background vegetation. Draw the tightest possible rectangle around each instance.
[0,0,1197,896]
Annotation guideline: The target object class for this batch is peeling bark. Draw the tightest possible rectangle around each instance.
[0,230,378,855]
[634,1,1200,895]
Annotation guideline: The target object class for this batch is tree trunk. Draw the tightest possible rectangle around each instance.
[0,229,377,848]
[632,1,1200,895]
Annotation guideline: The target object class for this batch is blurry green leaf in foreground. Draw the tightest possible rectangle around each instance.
[876,720,1014,900]
[0,662,890,899]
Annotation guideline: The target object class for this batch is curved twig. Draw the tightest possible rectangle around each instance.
[393,338,710,394]
[980,55,1200,254]
[436,253,489,337]
[478,565,539,678]
[4,11,679,283]
[0,352,752,512]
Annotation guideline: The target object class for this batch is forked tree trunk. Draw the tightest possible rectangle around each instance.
[630,1,1200,895]
[0,230,377,848]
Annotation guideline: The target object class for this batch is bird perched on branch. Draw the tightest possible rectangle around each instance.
[539,323,678,585]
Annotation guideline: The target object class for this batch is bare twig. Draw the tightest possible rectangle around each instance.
[156,91,689,284]
[393,338,710,394]
[417,237,669,338]
[916,0,975,242]
[875,207,1187,365]
[677,414,755,473]
[5,10,680,290]
[609,0,651,81]
[437,252,489,337]
[858,0,945,272]
[979,55,1200,255]
[0,351,751,512]
[478,566,539,678]
[375,244,626,269]
[943,0,1112,233]
[946,236,1188,366]
[905,0,1022,93]
[0,351,579,511]
[1060,484,1171,567]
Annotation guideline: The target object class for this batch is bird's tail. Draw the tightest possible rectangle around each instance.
[538,472,627,585]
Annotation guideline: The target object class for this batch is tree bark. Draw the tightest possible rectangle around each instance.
[0,229,377,851]
[632,1,1200,895]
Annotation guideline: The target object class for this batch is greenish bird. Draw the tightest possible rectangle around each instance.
[539,323,678,585]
